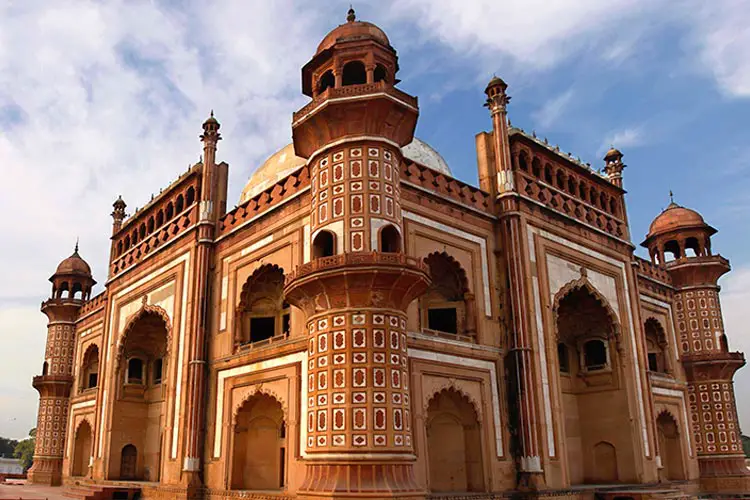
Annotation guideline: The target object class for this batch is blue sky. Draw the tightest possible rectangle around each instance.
[1,0,749,441]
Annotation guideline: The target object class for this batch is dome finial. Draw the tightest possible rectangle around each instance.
[669,190,674,203]
[74,237,79,254]
[347,5,356,22]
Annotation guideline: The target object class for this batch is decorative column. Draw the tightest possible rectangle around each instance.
[285,142,429,498]
[29,247,94,485]
[181,112,221,488]
[670,255,749,490]
[485,76,545,487]
[288,11,428,495]
[603,147,625,188]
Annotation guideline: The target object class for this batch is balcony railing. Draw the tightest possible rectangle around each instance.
[285,252,427,286]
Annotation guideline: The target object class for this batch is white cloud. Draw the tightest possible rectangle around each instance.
[685,0,750,98]
[0,0,324,438]
[532,89,575,128]
[600,126,646,154]
[387,0,750,99]
[387,0,657,72]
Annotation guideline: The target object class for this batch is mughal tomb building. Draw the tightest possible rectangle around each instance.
[28,9,749,500]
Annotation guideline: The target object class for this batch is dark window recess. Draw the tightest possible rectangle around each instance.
[648,353,658,372]
[88,373,98,389]
[127,358,143,383]
[557,343,569,373]
[250,317,276,342]
[319,70,334,93]
[428,308,458,334]
[312,231,335,258]
[342,61,366,86]
[583,340,607,370]
[153,358,163,384]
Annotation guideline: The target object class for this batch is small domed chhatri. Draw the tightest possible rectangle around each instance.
[54,243,92,277]
[316,7,391,54]
[647,201,711,238]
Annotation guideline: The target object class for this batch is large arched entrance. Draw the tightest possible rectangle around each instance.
[108,307,170,481]
[425,388,484,493]
[657,412,685,481]
[230,393,286,490]
[554,282,633,485]
[72,420,93,477]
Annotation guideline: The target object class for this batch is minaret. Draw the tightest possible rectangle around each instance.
[484,76,513,198]
[642,201,749,491]
[483,76,545,487]
[28,244,95,485]
[285,9,430,498]
[111,195,126,234]
[181,112,222,488]
[603,147,625,188]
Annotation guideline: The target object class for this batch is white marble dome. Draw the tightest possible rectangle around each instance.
[240,138,452,203]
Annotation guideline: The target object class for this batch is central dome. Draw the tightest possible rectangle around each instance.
[240,138,452,203]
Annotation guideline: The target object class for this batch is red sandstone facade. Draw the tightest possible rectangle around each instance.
[29,9,748,499]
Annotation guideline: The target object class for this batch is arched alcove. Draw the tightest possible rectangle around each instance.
[109,307,170,481]
[554,280,631,485]
[425,388,484,493]
[72,420,93,477]
[657,411,686,481]
[231,393,286,490]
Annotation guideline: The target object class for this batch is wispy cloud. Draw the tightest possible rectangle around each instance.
[600,126,646,153]
[532,89,575,128]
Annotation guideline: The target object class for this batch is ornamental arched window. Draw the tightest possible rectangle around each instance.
[236,265,289,348]
[421,252,476,338]
[644,317,670,374]
[374,64,388,83]
[312,230,336,258]
[318,70,335,93]
[80,344,99,390]
[379,224,401,253]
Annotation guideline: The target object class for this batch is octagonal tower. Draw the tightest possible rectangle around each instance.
[643,201,749,491]
[28,244,95,485]
[285,8,430,498]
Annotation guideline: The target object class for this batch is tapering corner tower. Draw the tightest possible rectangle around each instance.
[284,8,431,498]
[28,245,95,485]
[643,201,749,492]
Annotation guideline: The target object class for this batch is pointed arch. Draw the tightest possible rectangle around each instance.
[421,252,474,337]
[236,264,289,347]
[423,383,482,422]
[230,392,287,490]
[425,386,485,492]
[644,317,669,373]
[232,385,289,423]
[116,302,172,365]
[72,418,94,477]
[80,343,100,390]
[552,276,621,345]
